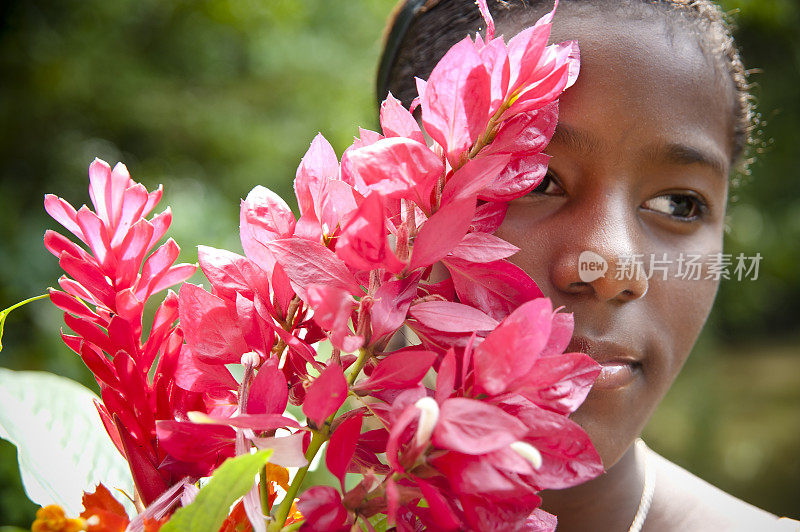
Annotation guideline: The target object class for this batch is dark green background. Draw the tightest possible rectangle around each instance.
[0,0,797,526]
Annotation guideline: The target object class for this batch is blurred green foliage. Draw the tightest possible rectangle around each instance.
[0,0,797,526]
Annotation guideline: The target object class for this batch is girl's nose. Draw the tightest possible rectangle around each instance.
[548,201,649,304]
[551,249,650,303]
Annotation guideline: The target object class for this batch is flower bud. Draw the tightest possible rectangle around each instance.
[414,396,439,447]
[240,351,260,368]
[510,441,543,469]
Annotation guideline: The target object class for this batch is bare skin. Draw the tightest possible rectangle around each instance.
[491,9,787,531]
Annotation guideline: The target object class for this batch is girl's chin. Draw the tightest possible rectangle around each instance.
[569,372,650,470]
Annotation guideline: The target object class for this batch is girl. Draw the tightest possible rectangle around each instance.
[379,1,797,530]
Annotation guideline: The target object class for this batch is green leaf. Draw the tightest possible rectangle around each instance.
[0,369,134,515]
[368,514,389,532]
[162,449,274,532]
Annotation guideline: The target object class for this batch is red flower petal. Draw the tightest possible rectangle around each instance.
[296,487,348,532]
[302,363,348,428]
[353,349,436,391]
[408,300,498,333]
[474,298,554,396]
[178,283,248,364]
[326,411,363,487]
[409,196,476,271]
[443,257,543,322]
[433,397,527,455]
[380,92,425,144]
[422,37,491,166]
[267,238,361,300]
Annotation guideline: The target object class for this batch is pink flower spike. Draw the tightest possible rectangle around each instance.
[416,479,463,531]
[471,201,508,233]
[505,60,572,117]
[369,275,419,342]
[479,37,511,116]
[543,309,573,356]
[302,363,348,428]
[412,77,427,114]
[173,346,238,393]
[516,352,600,415]
[109,183,149,248]
[297,487,348,532]
[247,360,289,415]
[482,103,558,157]
[440,153,510,206]
[421,37,491,166]
[43,194,85,242]
[478,153,551,202]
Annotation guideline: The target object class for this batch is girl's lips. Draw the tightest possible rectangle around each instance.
[593,361,642,389]
[567,335,644,389]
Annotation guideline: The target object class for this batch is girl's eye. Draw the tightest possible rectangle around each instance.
[642,193,707,221]
[529,171,564,196]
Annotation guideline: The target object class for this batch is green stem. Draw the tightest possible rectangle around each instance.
[268,430,327,531]
[268,347,374,530]
[260,464,270,523]
[466,97,514,161]
[347,347,371,387]
[2,293,51,312]
[0,293,50,352]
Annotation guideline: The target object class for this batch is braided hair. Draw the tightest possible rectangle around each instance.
[377,0,756,178]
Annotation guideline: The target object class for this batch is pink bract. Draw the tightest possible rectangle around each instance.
[40,1,601,530]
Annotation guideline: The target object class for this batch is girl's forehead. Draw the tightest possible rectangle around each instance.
[499,10,736,171]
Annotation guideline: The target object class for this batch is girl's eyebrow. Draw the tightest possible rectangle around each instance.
[551,124,601,155]
[552,123,727,177]
[653,142,727,177]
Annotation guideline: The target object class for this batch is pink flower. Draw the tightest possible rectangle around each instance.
[44,159,197,505]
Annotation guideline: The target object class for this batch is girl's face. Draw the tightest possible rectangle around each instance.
[495,10,734,469]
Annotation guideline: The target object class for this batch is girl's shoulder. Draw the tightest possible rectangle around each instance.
[643,446,797,531]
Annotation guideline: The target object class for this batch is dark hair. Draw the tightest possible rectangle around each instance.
[377,0,756,175]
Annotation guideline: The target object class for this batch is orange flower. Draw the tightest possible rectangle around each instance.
[31,505,84,532]
[80,484,129,532]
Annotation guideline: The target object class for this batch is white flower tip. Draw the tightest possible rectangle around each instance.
[413,397,440,447]
[510,441,543,469]
[187,411,215,424]
[241,351,260,368]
